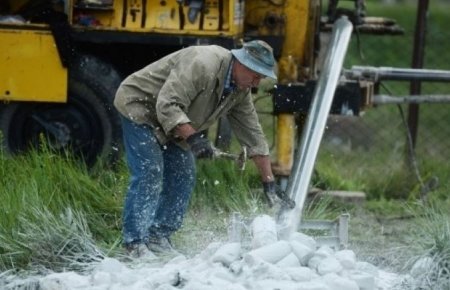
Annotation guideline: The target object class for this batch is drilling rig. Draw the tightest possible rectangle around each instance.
[0,0,402,170]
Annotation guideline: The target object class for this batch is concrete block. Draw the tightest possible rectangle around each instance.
[317,257,343,275]
[211,242,241,267]
[335,249,356,269]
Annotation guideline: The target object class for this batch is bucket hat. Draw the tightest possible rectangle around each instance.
[231,40,277,80]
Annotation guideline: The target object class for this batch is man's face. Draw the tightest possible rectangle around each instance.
[232,61,265,90]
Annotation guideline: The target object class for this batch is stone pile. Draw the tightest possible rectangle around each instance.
[36,214,398,290]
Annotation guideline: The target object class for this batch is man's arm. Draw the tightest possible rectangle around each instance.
[251,155,274,182]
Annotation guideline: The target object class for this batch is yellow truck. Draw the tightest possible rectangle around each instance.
[0,0,396,172]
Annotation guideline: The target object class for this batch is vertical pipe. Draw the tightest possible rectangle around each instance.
[276,114,295,175]
[407,0,429,147]
[277,17,353,239]
[274,0,310,178]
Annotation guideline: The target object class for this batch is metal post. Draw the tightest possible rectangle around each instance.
[408,0,429,148]
[228,212,243,243]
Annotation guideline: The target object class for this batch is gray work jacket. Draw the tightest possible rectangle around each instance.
[113,45,269,156]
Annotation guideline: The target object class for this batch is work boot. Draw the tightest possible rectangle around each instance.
[125,243,157,260]
[146,236,180,256]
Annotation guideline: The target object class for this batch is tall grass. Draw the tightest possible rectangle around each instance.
[0,144,273,272]
[190,159,262,213]
[405,202,450,289]
[0,146,125,271]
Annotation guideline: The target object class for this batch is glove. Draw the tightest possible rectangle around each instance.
[186,133,215,159]
[262,181,296,209]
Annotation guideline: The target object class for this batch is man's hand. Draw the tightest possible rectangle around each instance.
[186,133,215,159]
[262,181,295,209]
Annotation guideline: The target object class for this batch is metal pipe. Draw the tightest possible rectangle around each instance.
[277,16,353,239]
[373,94,450,105]
[345,66,450,82]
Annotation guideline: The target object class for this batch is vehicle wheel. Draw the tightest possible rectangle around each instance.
[0,76,120,167]
[0,54,122,166]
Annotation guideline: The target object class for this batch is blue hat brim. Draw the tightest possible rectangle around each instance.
[231,49,277,80]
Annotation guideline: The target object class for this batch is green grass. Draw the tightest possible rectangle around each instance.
[0,146,125,271]
[0,145,267,271]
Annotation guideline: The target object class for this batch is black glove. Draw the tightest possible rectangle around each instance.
[186,133,215,159]
[262,181,296,209]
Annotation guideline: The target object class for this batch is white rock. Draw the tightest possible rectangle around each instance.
[276,252,301,267]
[251,215,278,249]
[177,280,210,290]
[290,240,314,266]
[149,268,180,288]
[198,242,223,260]
[410,256,434,277]
[284,266,316,282]
[165,254,187,265]
[289,232,317,250]
[323,273,359,290]
[211,242,241,266]
[40,272,90,290]
[335,249,356,269]
[296,280,330,290]
[208,266,237,283]
[178,261,210,281]
[356,261,379,277]
[96,257,128,274]
[245,256,291,281]
[127,279,153,290]
[229,260,243,275]
[155,284,178,290]
[308,255,324,270]
[307,245,334,270]
[317,256,343,275]
[251,279,300,290]
[184,272,240,290]
[315,245,335,257]
[348,270,376,290]
[91,271,112,286]
[245,240,292,264]
[110,270,140,286]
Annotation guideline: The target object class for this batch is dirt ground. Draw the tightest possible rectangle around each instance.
[348,207,420,273]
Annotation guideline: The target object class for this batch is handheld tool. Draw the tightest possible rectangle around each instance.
[213,146,247,171]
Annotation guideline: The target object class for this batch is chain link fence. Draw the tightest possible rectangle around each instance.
[317,2,450,198]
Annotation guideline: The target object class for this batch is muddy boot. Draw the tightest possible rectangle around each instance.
[126,243,157,260]
[146,237,180,257]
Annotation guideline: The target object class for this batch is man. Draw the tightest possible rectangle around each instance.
[114,40,285,258]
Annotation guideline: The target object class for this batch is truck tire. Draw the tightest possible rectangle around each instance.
[0,56,122,167]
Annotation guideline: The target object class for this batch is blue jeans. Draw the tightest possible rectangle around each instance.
[121,117,196,246]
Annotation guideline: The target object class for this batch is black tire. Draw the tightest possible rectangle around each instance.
[0,55,122,166]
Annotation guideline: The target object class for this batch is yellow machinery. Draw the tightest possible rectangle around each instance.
[0,0,397,172]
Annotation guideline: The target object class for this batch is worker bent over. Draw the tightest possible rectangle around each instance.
[114,40,282,258]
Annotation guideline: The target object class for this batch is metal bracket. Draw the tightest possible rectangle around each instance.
[298,213,349,250]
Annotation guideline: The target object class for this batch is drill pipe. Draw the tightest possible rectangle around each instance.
[277,16,353,240]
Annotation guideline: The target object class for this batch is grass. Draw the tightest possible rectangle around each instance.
[0,145,125,271]
[410,203,450,289]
